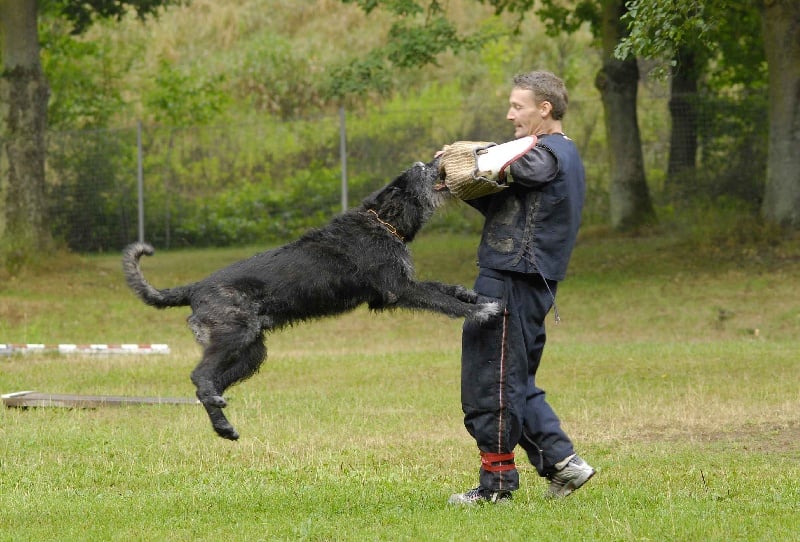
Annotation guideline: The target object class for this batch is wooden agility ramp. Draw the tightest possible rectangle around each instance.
[0,343,171,355]
[2,391,198,409]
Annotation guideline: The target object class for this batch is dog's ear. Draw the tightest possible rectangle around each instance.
[363,184,388,208]
[362,193,378,208]
[391,171,410,191]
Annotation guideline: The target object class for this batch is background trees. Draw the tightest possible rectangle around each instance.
[1,0,795,271]
[0,0,50,268]
[0,0,176,269]
[619,0,799,228]
[759,0,800,228]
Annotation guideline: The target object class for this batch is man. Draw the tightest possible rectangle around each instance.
[443,70,595,505]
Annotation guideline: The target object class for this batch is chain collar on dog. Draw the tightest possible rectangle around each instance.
[367,209,404,242]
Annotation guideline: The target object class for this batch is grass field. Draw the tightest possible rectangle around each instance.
[1,232,799,541]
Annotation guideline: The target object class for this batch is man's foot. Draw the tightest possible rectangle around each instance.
[546,454,595,498]
[448,486,512,506]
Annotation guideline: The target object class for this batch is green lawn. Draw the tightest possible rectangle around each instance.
[1,232,798,541]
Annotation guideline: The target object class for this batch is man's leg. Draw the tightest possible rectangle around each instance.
[451,269,528,503]
[517,323,575,474]
[516,275,595,497]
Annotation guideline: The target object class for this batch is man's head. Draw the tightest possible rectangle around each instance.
[507,71,568,138]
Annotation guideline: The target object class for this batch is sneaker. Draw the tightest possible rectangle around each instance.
[448,486,512,506]
[546,455,595,499]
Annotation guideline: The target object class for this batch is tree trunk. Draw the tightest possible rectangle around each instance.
[760,0,800,229]
[0,0,51,269]
[594,0,655,231]
[666,46,699,201]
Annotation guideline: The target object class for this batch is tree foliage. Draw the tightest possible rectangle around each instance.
[615,0,764,83]
[496,0,600,34]
[146,60,230,126]
[39,18,126,129]
[326,0,498,100]
[42,0,183,34]
[614,0,709,66]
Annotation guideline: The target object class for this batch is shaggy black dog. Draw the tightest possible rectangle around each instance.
[122,160,499,440]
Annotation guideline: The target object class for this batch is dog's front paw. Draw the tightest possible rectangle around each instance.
[454,286,478,303]
[470,301,502,323]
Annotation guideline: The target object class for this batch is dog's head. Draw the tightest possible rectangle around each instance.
[361,157,453,242]
[367,157,451,208]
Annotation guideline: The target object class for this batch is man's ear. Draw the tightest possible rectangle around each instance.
[539,100,553,118]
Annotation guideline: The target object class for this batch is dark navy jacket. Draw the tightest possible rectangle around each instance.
[467,133,585,281]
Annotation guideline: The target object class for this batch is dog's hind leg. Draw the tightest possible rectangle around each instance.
[200,402,240,440]
[189,313,266,440]
[188,314,226,406]
[217,337,266,397]
[191,340,240,440]
[196,338,265,441]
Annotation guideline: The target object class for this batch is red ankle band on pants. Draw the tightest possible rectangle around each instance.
[481,451,516,472]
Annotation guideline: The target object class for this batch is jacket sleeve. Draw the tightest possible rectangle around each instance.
[507,146,559,188]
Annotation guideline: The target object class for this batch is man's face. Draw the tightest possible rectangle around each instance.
[506,87,544,138]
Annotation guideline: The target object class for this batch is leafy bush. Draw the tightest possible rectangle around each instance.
[172,166,367,246]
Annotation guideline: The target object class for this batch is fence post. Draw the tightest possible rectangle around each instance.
[136,120,145,243]
[339,106,348,212]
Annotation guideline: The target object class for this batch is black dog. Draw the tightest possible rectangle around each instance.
[122,160,499,440]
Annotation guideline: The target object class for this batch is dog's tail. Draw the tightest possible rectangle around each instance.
[122,242,192,308]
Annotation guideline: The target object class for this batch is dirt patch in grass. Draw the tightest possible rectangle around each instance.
[0,299,57,328]
[635,420,800,453]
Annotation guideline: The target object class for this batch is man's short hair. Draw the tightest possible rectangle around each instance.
[512,71,569,120]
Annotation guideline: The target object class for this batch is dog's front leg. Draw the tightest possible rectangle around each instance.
[424,282,478,303]
[393,281,500,322]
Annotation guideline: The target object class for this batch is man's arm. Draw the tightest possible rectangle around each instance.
[506,146,559,188]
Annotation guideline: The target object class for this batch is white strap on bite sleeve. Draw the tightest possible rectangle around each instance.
[475,135,537,180]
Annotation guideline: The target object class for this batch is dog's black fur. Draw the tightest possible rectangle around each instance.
[122,159,499,440]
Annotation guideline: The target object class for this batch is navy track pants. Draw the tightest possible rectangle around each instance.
[461,267,575,491]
